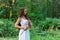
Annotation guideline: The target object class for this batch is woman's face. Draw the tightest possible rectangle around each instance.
[24,9,27,15]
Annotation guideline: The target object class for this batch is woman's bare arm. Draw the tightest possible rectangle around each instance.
[15,17,25,29]
[15,17,21,29]
[28,20,33,28]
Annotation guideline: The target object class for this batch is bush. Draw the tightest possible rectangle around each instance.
[34,18,60,33]
[0,18,60,37]
[0,19,18,37]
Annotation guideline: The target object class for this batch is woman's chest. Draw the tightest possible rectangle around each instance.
[20,19,29,26]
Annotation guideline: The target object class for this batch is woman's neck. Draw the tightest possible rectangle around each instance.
[22,16,26,19]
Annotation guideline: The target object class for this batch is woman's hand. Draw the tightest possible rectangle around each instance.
[20,25,29,31]
[23,26,27,31]
[24,25,29,31]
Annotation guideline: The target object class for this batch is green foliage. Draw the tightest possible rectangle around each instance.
[0,19,18,37]
[0,0,60,18]
[0,18,60,37]
[0,0,60,40]
[33,18,60,33]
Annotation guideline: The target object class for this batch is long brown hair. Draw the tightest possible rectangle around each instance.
[19,8,29,20]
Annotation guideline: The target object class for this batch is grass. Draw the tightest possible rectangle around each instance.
[30,30,60,40]
[0,30,60,40]
[0,37,18,40]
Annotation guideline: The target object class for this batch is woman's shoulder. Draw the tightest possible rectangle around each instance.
[17,17,21,21]
[18,17,22,19]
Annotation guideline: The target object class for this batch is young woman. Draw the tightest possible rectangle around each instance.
[15,8,32,40]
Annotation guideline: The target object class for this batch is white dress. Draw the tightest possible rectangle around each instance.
[19,18,30,40]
